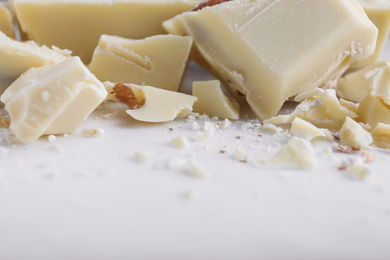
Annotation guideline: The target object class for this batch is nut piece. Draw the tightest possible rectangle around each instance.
[192,80,239,120]
[192,0,232,11]
[104,81,197,123]
[1,57,107,144]
[112,83,145,110]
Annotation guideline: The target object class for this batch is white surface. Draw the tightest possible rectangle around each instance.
[1,40,390,260]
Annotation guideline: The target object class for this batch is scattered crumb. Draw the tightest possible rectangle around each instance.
[47,135,56,143]
[49,143,64,153]
[191,122,200,131]
[241,122,253,130]
[187,112,200,119]
[261,123,284,136]
[263,137,318,170]
[235,148,249,162]
[361,150,376,163]
[219,150,227,154]
[102,110,119,119]
[82,128,104,137]
[323,147,333,155]
[199,114,210,120]
[189,160,209,179]
[171,135,190,149]
[203,121,218,132]
[342,162,370,180]
[193,131,213,141]
[134,150,153,162]
[220,118,232,129]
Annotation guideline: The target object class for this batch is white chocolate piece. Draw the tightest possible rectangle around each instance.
[265,89,357,130]
[235,148,248,162]
[371,123,390,149]
[0,31,71,97]
[351,0,390,70]
[339,117,373,148]
[345,162,370,180]
[290,118,328,142]
[104,82,197,123]
[90,34,193,92]
[358,63,390,127]
[164,0,378,120]
[81,127,104,137]
[134,150,153,162]
[1,57,107,144]
[337,61,388,102]
[358,95,390,127]
[189,160,209,179]
[13,0,199,63]
[192,80,239,120]
[265,137,317,170]
[0,3,14,38]
[171,135,190,149]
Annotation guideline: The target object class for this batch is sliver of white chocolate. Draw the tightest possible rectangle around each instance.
[358,63,390,127]
[192,80,239,120]
[339,116,373,148]
[1,57,107,144]
[13,0,199,63]
[90,34,192,92]
[0,31,71,97]
[290,118,328,142]
[164,0,378,120]
[337,61,388,102]
[104,81,197,123]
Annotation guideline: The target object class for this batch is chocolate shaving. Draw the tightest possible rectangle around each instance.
[113,83,145,110]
